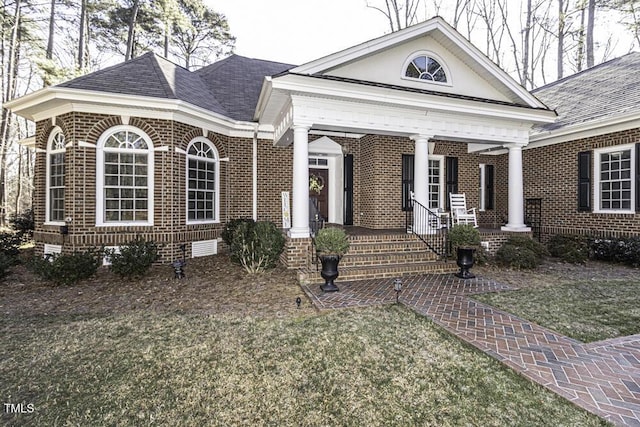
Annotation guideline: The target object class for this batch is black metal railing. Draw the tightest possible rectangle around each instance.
[405,197,448,260]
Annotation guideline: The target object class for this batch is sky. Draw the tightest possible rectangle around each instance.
[205,0,637,83]
[206,0,392,65]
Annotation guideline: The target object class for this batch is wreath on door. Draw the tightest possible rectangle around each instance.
[309,174,325,194]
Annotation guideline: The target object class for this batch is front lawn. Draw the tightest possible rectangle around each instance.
[0,306,606,426]
[474,278,640,343]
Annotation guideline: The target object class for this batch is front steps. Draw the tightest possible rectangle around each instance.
[298,232,457,284]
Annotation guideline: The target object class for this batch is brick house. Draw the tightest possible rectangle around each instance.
[8,17,569,272]
[520,53,640,241]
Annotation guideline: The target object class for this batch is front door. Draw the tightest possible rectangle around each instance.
[309,168,329,221]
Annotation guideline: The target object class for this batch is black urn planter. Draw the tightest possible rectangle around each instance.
[320,254,341,292]
[455,247,476,279]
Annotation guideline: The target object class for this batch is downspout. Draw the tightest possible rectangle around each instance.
[252,125,258,221]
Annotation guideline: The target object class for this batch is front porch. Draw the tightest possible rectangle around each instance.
[292,226,525,284]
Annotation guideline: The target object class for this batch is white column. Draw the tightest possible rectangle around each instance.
[411,135,432,234]
[501,142,531,232]
[289,124,311,238]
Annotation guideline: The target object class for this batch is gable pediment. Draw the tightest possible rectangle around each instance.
[291,17,546,109]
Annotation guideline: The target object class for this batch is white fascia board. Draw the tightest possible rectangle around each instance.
[9,87,274,139]
[254,76,274,121]
[292,19,442,75]
[275,74,556,125]
[527,112,640,150]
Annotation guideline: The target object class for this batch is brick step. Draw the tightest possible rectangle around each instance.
[345,233,420,244]
[339,251,439,267]
[345,239,434,253]
[298,261,458,285]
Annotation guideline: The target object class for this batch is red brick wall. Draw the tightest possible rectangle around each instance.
[521,128,640,239]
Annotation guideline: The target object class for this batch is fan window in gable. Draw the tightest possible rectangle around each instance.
[405,55,447,83]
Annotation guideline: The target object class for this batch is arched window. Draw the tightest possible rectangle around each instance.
[96,126,154,225]
[404,53,448,83]
[186,137,219,223]
[46,128,66,224]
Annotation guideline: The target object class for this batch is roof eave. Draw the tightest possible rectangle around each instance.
[271,73,557,124]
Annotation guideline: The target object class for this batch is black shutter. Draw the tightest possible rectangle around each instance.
[578,151,592,212]
[343,154,354,225]
[402,154,414,211]
[485,164,495,210]
[445,157,458,210]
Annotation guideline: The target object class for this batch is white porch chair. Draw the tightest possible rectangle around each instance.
[449,193,478,228]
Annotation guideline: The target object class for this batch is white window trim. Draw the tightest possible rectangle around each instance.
[185,137,220,225]
[593,143,635,214]
[45,127,66,226]
[400,50,452,87]
[95,125,155,226]
[428,155,445,209]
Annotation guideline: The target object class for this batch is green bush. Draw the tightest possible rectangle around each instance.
[448,224,480,251]
[0,231,22,264]
[222,218,255,246]
[547,234,590,264]
[591,236,640,267]
[29,248,102,286]
[314,227,350,256]
[9,209,34,241]
[447,224,488,264]
[105,238,160,279]
[229,221,285,273]
[496,235,548,269]
[0,252,14,280]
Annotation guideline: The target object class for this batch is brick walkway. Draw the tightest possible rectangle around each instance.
[302,274,640,426]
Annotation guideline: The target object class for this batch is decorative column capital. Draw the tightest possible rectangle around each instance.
[410,134,435,143]
[502,141,528,150]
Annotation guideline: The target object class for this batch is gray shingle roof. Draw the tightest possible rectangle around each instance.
[57,52,295,122]
[532,52,640,132]
[195,55,294,121]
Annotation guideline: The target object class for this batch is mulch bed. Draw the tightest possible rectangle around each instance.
[2,253,637,319]
[0,254,316,318]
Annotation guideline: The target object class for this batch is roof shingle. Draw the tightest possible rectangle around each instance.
[532,52,640,132]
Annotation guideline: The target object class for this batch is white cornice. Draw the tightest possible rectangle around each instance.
[6,87,273,139]
[272,74,556,124]
[527,112,640,150]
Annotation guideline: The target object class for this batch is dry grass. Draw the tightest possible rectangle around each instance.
[474,260,640,343]
[0,255,610,426]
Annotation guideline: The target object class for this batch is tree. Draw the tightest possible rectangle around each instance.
[366,0,423,31]
[586,0,596,66]
[170,0,234,69]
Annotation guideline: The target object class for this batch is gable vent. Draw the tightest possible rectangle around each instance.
[192,239,218,258]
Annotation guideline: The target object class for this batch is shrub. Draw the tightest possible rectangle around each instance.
[547,234,589,264]
[222,218,255,246]
[9,209,34,241]
[229,221,285,273]
[106,238,160,279]
[28,248,102,286]
[0,252,13,280]
[448,224,480,251]
[447,224,488,265]
[314,227,350,256]
[0,231,22,264]
[591,236,640,267]
[496,235,548,269]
